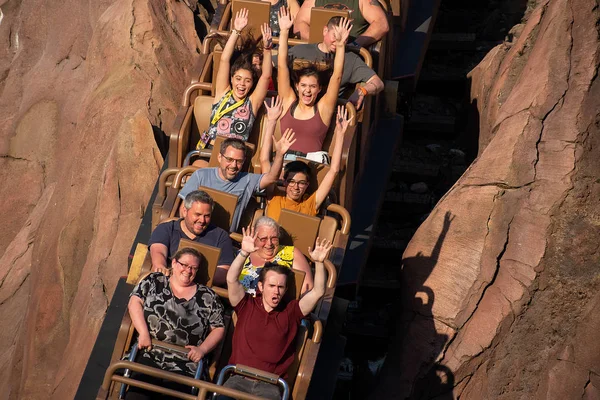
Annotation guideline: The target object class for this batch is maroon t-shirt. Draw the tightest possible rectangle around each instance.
[229,294,305,377]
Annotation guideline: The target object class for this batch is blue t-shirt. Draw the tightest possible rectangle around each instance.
[178,168,264,232]
[148,219,234,266]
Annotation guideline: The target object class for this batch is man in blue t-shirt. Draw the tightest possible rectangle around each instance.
[178,138,290,232]
[149,190,234,286]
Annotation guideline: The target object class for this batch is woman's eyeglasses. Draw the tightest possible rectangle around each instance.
[176,259,199,272]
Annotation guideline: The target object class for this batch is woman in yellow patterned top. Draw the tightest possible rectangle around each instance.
[238,216,313,296]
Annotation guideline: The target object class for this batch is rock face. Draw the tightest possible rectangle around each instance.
[0,1,202,398]
[376,0,600,398]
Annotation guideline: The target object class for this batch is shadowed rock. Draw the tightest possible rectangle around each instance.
[376,0,600,398]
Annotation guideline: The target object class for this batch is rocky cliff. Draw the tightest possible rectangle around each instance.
[376,0,600,398]
[0,1,203,398]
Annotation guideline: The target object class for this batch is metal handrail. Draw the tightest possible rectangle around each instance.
[214,364,290,400]
[326,204,351,235]
[100,361,265,400]
[117,340,205,399]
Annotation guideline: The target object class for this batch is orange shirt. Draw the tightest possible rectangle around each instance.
[266,192,318,221]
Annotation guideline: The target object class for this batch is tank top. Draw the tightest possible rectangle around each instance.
[315,0,368,39]
[207,90,256,142]
[280,102,329,154]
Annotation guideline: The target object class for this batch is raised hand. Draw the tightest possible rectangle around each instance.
[308,237,333,263]
[278,7,293,32]
[261,23,273,49]
[233,8,249,31]
[333,18,353,47]
[241,226,259,254]
[443,211,455,227]
[335,105,352,134]
[274,128,297,155]
[185,345,205,363]
[264,96,283,121]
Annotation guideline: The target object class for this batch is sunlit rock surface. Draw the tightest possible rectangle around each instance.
[0,0,202,398]
[376,0,600,398]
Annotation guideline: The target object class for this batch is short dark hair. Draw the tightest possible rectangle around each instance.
[283,161,312,182]
[220,138,247,155]
[172,247,203,265]
[326,16,343,29]
[184,190,214,210]
[258,263,293,286]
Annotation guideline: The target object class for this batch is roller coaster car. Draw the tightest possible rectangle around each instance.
[98,238,331,400]
[167,5,376,206]
[151,165,351,267]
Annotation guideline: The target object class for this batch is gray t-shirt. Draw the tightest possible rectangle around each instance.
[279,44,376,94]
[178,168,264,232]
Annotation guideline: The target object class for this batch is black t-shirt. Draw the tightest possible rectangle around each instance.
[148,219,235,266]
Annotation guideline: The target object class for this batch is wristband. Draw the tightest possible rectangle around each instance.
[357,86,368,96]
[231,29,240,36]
[239,251,249,258]
[264,45,273,50]
[350,40,360,47]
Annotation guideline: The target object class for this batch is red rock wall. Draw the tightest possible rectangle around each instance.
[376,0,600,398]
[0,0,201,398]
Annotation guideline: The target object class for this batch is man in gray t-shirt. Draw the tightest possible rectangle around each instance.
[275,16,384,109]
[179,138,287,232]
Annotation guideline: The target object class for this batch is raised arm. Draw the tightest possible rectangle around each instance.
[288,0,301,20]
[249,23,273,114]
[260,96,284,173]
[215,9,249,98]
[293,0,314,40]
[318,18,352,120]
[299,238,332,316]
[277,7,296,103]
[355,0,389,47]
[259,129,296,189]
[128,296,152,350]
[315,106,352,209]
[292,247,314,294]
[226,226,258,307]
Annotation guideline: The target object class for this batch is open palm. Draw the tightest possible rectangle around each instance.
[309,238,333,262]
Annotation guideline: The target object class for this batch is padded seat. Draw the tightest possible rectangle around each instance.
[99,241,230,399]
[308,7,350,44]
[231,0,271,39]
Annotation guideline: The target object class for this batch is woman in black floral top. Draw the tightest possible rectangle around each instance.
[126,248,225,399]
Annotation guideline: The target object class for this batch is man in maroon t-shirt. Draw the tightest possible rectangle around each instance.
[222,226,332,399]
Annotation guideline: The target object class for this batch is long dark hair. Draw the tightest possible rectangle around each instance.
[226,32,262,90]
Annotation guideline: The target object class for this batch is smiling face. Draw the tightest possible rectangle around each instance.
[285,171,309,201]
[217,145,245,180]
[171,253,200,287]
[295,75,321,106]
[257,270,288,310]
[230,68,254,100]
[182,201,212,236]
[255,225,280,260]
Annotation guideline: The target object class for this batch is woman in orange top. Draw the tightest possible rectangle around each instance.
[260,101,352,221]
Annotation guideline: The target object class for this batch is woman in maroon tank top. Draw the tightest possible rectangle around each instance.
[276,8,352,154]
